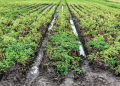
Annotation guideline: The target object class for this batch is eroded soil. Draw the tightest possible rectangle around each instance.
[0,6,120,86]
[30,54,120,86]
[0,55,120,86]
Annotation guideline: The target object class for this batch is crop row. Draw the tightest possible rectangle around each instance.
[74,3,120,21]
[0,1,58,14]
[68,3,120,75]
[0,3,46,17]
[45,1,82,75]
[0,2,59,74]
[0,5,52,35]
[66,0,120,9]
[1,4,42,16]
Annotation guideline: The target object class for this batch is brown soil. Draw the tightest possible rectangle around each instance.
[0,21,50,86]
[29,55,120,86]
[0,5,120,86]
[0,64,26,86]
[29,9,120,86]
[69,9,120,86]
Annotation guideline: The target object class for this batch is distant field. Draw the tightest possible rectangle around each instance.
[0,0,55,2]
[109,0,120,2]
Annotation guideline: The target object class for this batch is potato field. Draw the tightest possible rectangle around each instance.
[0,0,120,86]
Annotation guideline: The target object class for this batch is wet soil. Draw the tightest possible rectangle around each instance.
[1,55,120,86]
[0,21,50,86]
[0,64,26,86]
[29,55,120,86]
[67,5,120,86]
[0,3,59,86]
[30,6,120,86]
[0,4,120,86]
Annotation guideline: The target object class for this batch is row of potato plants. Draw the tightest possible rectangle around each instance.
[66,0,120,9]
[0,1,56,15]
[72,3,120,23]
[0,4,52,35]
[0,3,56,35]
[0,3,58,74]
[0,2,43,17]
[68,3,120,75]
[45,1,82,75]
[1,3,42,17]
[0,4,51,30]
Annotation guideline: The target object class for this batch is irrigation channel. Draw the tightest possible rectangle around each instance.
[66,4,120,86]
[24,5,57,86]
[30,4,120,86]
[0,3,120,86]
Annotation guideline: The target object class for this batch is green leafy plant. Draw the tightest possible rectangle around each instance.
[86,36,109,51]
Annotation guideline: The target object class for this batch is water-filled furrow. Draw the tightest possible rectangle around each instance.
[66,5,86,58]
[17,4,43,10]
[48,6,58,31]
[31,5,47,12]
[29,5,50,14]
[18,4,43,10]
[39,5,51,14]
[49,5,56,12]
[24,5,58,86]
[62,5,64,13]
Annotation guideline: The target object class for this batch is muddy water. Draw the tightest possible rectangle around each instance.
[49,5,56,12]
[70,18,86,57]
[24,5,59,86]
[48,6,58,31]
[1,4,120,86]
[66,5,120,86]
[24,40,45,86]
[62,5,64,13]
[25,4,120,86]
[31,5,119,86]
[66,6,86,58]
[28,5,120,86]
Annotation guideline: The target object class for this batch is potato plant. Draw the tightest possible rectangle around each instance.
[0,1,59,74]
[45,3,82,75]
[68,1,120,75]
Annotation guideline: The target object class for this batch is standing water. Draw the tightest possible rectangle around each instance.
[62,5,64,13]
[65,6,86,58]
[24,6,59,86]
[66,5,120,86]
[70,14,86,58]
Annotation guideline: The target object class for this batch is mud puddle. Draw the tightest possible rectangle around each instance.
[62,5,64,13]
[67,4,120,86]
[30,5,120,86]
[68,10,86,57]
[24,28,48,86]
[24,5,58,86]
[0,4,120,86]
[31,4,119,86]
[30,4,120,86]
[0,4,57,86]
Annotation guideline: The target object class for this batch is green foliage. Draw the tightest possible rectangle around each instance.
[68,0,120,75]
[106,57,117,68]
[46,32,82,75]
[86,37,109,51]
[4,8,30,19]
[75,68,83,74]
[114,65,120,75]
[45,4,82,75]
[0,2,58,74]
[88,54,98,63]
